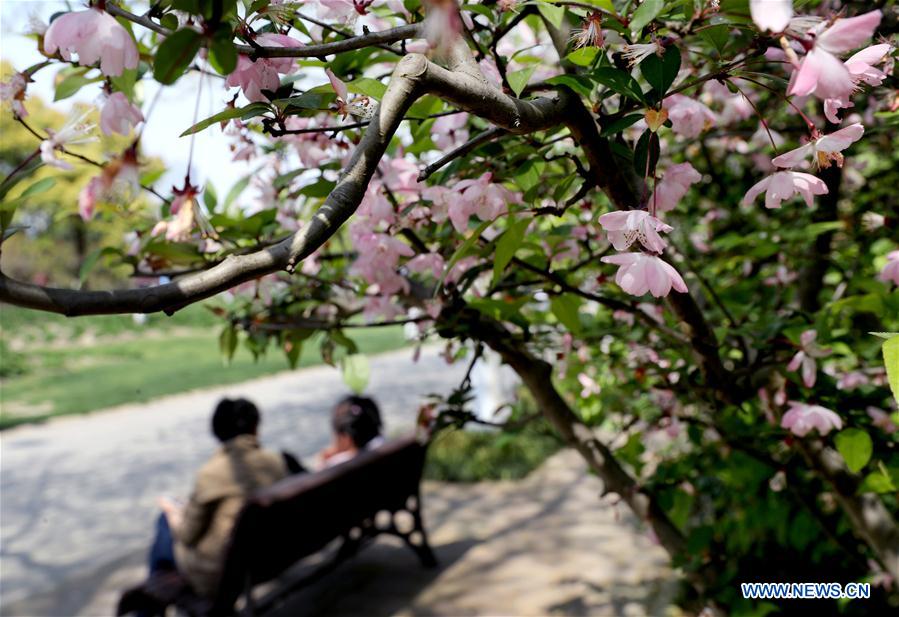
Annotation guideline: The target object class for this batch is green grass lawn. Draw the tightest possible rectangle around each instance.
[0,324,406,429]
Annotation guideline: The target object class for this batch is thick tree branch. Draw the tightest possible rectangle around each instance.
[799,440,899,581]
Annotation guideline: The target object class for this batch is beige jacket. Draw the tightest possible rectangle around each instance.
[173,434,287,597]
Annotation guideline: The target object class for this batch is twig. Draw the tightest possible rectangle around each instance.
[418,127,506,181]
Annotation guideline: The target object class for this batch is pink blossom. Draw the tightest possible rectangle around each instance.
[429,173,517,233]
[407,253,445,278]
[771,123,864,170]
[432,112,469,150]
[867,407,898,434]
[100,92,143,136]
[226,34,301,102]
[837,371,869,391]
[578,373,601,397]
[363,294,405,321]
[823,44,893,122]
[651,163,701,213]
[570,12,604,50]
[598,210,672,254]
[0,72,28,117]
[380,157,420,194]
[600,253,688,298]
[750,0,792,33]
[781,401,842,437]
[786,329,830,388]
[40,110,97,170]
[77,149,140,221]
[880,251,899,286]
[422,0,463,56]
[350,226,414,294]
[43,7,139,77]
[326,67,349,104]
[788,10,882,100]
[742,170,828,209]
[358,182,394,226]
[663,95,715,138]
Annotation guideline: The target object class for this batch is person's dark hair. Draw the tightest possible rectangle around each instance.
[332,395,382,448]
[211,398,260,442]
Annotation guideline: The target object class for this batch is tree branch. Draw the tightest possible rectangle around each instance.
[0,47,570,315]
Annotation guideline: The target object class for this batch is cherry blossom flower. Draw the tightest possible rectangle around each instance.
[350,225,414,294]
[422,0,463,56]
[786,329,830,388]
[426,173,517,233]
[663,94,716,138]
[407,253,445,278]
[880,250,899,286]
[781,401,842,437]
[598,210,672,254]
[0,72,29,117]
[600,253,688,298]
[651,163,702,213]
[621,42,661,66]
[100,92,143,136]
[771,123,864,169]
[326,68,376,119]
[750,0,792,33]
[570,12,604,50]
[226,34,301,103]
[836,371,869,390]
[40,110,97,170]
[741,170,828,209]
[497,0,518,12]
[432,112,469,150]
[160,185,216,241]
[823,44,893,123]
[77,147,140,220]
[43,7,139,77]
[788,10,882,101]
[358,182,394,226]
[578,372,601,397]
[867,407,898,434]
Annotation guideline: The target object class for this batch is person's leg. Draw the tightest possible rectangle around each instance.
[148,512,176,574]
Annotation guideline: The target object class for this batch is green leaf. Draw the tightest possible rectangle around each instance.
[507,67,535,98]
[600,113,644,136]
[858,469,896,494]
[546,74,594,98]
[537,1,566,29]
[208,27,238,75]
[550,293,582,333]
[341,354,371,394]
[20,177,56,198]
[834,428,873,473]
[566,46,600,67]
[883,335,899,404]
[698,23,729,55]
[180,102,270,136]
[54,72,100,102]
[224,175,251,208]
[203,181,218,211]
[591,67,646,103]
[272,91,331,111]
[513,159,543,192]
[153,28,203,85]
[493,217,530,286]
[640,45,681,97]
[219,325,238,363]
[634,128,660,176]
[347,77,387,100]
[77,247,119,286]
[630,0,665,35]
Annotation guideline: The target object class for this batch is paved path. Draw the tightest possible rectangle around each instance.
[8,452,678,617]
[0,346,466,614]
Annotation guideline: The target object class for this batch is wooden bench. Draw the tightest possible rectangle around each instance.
[117,436,437,616]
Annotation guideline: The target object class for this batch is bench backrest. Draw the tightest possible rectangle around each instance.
[212,435,428,610]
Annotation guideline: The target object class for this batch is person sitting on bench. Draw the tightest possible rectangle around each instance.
[316,395,385,469]
[149,398,290,597]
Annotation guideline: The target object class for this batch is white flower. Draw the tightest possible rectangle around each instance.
[40,110,97,170]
